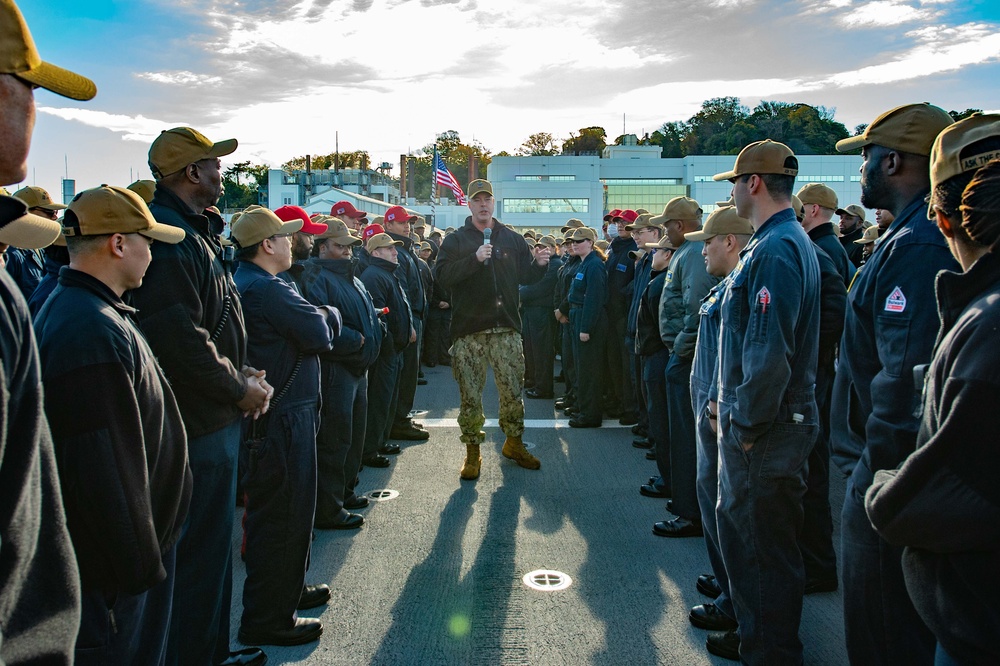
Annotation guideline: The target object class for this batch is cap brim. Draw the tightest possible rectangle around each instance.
[139,221,186,244]
[835,134,868,153]
[39,202,67,210]
[206,138,238,160]
[648,214,670,225]
[835,208,848,216]
[683,230,712,242]
[712,170,736,182]
[20,61,97,101]
[331,235,363,246]
[0,196,60,248]
[299,221,329,234]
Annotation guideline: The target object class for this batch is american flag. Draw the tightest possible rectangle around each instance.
[434,153,467,206]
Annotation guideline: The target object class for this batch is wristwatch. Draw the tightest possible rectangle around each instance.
[705,405,718,420]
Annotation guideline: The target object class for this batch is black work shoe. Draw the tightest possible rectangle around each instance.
[640,483,669,498]
[568,418,601,428]
[220,648,267,666]
[631,424,646,436]
[653,517,703,538]
[297,584,331,610]
[344,495,369,510]
[238,618,323,647]
[379,443,401,455]
[804,577,839,595]
[618,413,638,426]
[362,455,391,468]
[689,603,738,631]
[315,513,364,530]
[389,425,430,441]
[632,437,652,449]
[417,378,428,385]
[524,389,554,399]
[645,450,657,460]
[706,630,740,661]
[697,573,722,599]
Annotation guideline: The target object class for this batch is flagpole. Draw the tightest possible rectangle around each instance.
[430,144,437,231]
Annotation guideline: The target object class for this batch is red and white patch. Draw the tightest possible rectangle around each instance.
[885,286,906,313]
[757,287,771,314]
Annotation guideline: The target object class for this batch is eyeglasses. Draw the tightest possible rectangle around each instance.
[268,233,292,240]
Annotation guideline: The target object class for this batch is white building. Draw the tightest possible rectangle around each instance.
[485,143,864,236]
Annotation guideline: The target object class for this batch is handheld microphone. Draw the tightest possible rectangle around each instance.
[483,227,492,266]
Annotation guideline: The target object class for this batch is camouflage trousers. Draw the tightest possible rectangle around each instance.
[450,327,525,445]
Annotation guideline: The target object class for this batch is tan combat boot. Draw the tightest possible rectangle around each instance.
[460,444,482,480]
[501,435,541,470]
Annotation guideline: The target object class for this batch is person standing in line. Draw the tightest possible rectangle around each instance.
[831,103,956,666]
[0,1,96,661]
[301,218,383,529]
[655,196,718,538]
[132,126,272,666]
[231,207,340,648]
[866,120,1000,664]
[565,226,607,428]
[434,179,549,480]
[35,186,191,665]
[683,205,754,644]
[709,140,821,664]
[359,232,414,470]
[520,235,562,399]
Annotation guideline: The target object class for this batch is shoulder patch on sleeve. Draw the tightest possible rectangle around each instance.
[885,286,906,313]
[757,286,771,313]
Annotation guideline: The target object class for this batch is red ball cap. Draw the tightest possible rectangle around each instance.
[619,209,639,223]
[384,205,416,224]
[274,205,327,235]
[605,208,623,221]
[331,200,366,219]
[361,223,384,242]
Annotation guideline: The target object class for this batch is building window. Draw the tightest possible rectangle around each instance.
[283,196,293,205]
[501,198,589,214]
[514,175,577,181]
[693,176,715,182]
[796,175,845,182]
[850,175,861,182]
[603,178,682,185]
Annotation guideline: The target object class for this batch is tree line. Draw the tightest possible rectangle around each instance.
[221,99,984,207]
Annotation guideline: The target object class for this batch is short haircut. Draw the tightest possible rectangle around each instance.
[961,158,1000,247]
[741,172,795,201]
[234,242,261,261]
[65,233,112,255]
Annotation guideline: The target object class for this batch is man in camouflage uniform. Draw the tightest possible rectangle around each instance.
[434,179,550,480]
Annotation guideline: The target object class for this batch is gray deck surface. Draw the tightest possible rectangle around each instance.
[230,364,848,665]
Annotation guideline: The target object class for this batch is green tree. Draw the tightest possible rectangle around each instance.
[562,126,607,155]
[281,150,372,172]
[221,160,269,210]
[411,131,492,204]
[644,121,686,158]
[682,97,750,155]
[949,108,982,121]
[518,132,560,156]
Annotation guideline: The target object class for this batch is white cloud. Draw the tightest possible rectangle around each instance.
[839,0,937,27]
[825,22,1000,86]
[36,108,183,143]
[136,71,224,86]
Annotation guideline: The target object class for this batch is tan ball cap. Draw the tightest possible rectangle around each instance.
[836,103,954,157]
[855,226,881,244]
[0,0,97,100]
[316,218,361,246]
[835,204,866,222]
[230,207,301,248]
[63,185,185,244]
[684,206,753,242]
[650,197,702,225]
[560,218,585,233]
[625,212,661,231]
[467,179,493,198]
[571,227,597,242]
[13,185,66,210]
[534,235,557,249]
[714,140,798,181]
[797,183,838,210]
[0,195,60,248]
[126,179,157,205]
[644,235,677,251]
[149,127,238,180]
[367,232,403,252]
[928,113,1000,190]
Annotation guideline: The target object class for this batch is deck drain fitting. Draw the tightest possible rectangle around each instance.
[368,489,400,502]
[522,569,572,592]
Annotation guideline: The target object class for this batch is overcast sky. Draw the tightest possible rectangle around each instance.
[14,0,1000,199]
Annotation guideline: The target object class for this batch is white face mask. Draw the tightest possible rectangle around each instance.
[606,224,619,239]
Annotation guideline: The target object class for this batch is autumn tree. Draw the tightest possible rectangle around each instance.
[518,132,560,156]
